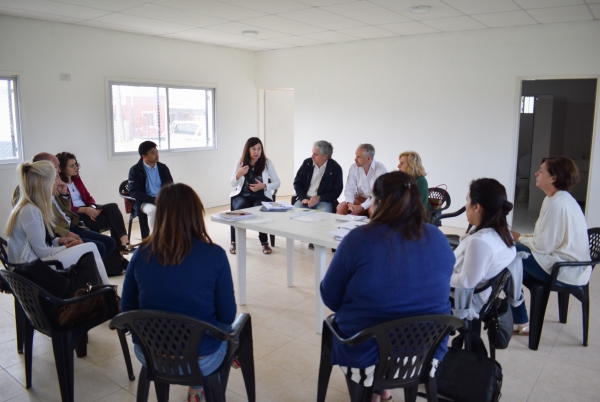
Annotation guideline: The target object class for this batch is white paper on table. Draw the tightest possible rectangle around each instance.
[291,212,333,223]
[244,218,273,224]
[329,228,350,241]
[338,221,367,230]
[335,215,367,222]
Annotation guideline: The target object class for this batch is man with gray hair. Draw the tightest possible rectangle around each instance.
[293,140,343,214]
[337,144,387,216]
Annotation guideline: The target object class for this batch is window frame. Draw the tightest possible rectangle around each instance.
[0,75,23,165]
[108,80,217,157]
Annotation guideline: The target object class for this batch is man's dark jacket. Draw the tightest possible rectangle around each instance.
[128,158,173,212]
[293,157,343,204]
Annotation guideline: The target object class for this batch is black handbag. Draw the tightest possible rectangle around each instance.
[436,332,503,402]
[13,258,70,298]
[483,297,513,350]
[63,252,102,296]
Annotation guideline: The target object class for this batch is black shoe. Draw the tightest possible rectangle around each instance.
[308,243,314,250]
[332,248,336,253]
[121,257,129,270]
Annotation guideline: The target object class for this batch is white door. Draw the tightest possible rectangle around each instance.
[264,89,294,196]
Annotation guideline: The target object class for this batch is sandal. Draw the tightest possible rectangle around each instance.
[229,242,236,255]
[187,388,204,402]
[513,324,530,336]
[262,243,272,255]
[119,243,137,254]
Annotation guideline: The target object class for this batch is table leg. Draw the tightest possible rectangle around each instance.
[235,227,247,305]
[314,245,327,334]
[286,238,294,287]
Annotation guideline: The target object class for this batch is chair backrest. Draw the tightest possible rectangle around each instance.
[0,236,9,269]
[326,314,464,389]
[588,228,600,268]
[428,187,451,213]
[119,180,135,201]
[475,268,511,318]
[110,310,235,386]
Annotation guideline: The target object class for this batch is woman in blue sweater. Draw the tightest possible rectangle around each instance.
[121,183,236,402]
[320,171,455,402]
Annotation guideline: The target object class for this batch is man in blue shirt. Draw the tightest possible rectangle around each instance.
[128,141,173,235]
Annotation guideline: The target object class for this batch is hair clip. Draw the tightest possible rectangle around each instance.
[23,165,31,173]
[405,182,411,188]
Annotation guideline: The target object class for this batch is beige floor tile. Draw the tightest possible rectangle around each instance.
[236,299,287,322]
[536,358,600,400]
[4,392,41,402]
[261,338,322,376]
[249,324,295,359]
[0,335,53,370]
[254,286,314,310]
[253,309,315,338]
[499,374,534,402]
[527,382,595,402]
[94,388,137,402]
[0,369,29,402]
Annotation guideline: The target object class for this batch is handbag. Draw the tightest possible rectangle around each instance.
[483,297,513,350]
[63,252,102,297]
[13,258,70,298]
[436,332,503,402]
[428,184,447,210]
[57,283,120,327]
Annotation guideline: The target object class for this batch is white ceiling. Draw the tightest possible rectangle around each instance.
[1,0,598,51]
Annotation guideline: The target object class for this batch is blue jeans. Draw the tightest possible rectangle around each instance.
[293,200,333,213]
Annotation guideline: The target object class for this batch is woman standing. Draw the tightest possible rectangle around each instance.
[121,183,236,402]
[398,151,431,211]
[6,161,110,284]
[229,137,280,255]
[56,152,134,253]
[321,171,455,402]
[451,178,516,305]
[510,157,590,335]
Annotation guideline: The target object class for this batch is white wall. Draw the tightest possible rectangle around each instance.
[256,21,600,229]
[0,15,257,235]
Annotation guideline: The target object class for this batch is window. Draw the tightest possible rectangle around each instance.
[0,76,22,162]
[110,83,215,154]
[521,96,535,114]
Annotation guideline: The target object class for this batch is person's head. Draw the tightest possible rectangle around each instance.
[370,171,427,241]
[6,161,56,237]
[139,141,159,166]
[241,137,266,174]
[141,183,213,266]
[312,140,333,167]
[467,178,514,247]
[536,156,580,195]
[56,152,79,182]
[398,151,426,178]
[32,152,60,172]
[354,144,374,169]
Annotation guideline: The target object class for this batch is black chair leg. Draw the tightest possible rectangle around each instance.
[24,320,34,389]
[404,384,419,402]
[582,286,590,346]
[128,215,134,243]
[154,382,170,402]
[424,376,439,402]
[137,366,150,402]
[317,323,333,402]
[205,374,225,402]
[52,333,76,402]
[344,375,373,402]
[15,300,26,354]
[118,329,136,380]
[238,319,256,402]
[75,333,88,358]
[270,234,275,247]
[528,284,551,351]
[558,292,570,324]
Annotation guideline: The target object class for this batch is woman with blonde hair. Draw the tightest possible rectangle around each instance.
[6,161,110,283]
[121,183,236,402]
[398,151,431,211]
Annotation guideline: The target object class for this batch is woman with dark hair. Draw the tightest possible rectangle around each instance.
[451,179,516,303]
[229,137,280,255]
[320,171,455,402]
[510,156,590,335]
[56,152,134,253]
[121,183,236,402]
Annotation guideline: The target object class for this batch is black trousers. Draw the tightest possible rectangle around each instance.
[230,194,270,244]
[78,203,128,244]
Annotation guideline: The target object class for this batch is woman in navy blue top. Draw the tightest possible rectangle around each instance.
[321,171,455,402]
[121,183,236,402]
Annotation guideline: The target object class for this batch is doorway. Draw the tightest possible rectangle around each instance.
[513,78,597,233]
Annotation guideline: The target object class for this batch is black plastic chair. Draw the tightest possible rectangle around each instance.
[119,179,150,241]
[317,314,465,402]
[110,310,256,402]
[525,227,600,350]
[432,206,472,250]
[428,188,451,227]
[0,270,122,402]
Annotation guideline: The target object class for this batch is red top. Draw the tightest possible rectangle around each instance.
[68,176,96,213]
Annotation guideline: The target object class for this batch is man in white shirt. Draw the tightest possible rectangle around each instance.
[337,144,387,216]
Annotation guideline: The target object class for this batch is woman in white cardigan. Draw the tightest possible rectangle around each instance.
[452,179,516,305]
[6,161,110,284]
[510,156,590,335]
[229,137,280,255]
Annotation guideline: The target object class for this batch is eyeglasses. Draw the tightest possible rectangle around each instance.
[74,162,80,168]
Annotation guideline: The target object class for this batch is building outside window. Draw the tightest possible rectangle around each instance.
[0,76,22,163]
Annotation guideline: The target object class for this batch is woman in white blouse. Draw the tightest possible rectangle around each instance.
[510,157,589,335]
[452,178,516,305]
[229,137,280,255]
[5,161,110,284]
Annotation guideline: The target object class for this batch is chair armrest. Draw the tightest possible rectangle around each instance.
[433,206,466,226]
[323,314,375,347]
[46,260,65,271]
[550,259,599,286]
[229,313,250,338]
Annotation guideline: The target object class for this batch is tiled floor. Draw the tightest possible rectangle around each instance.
[1,203,599,401]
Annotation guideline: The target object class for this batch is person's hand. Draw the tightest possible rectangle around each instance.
[351,205,364,215]
[67,232,81,240]
[236,162,249,180]
[55,175,68,195]
[301,198,310,205]
[58,237,83,248]
[249,179,266,192]
[84,206,101,221]
[510,230,520,242]
[307,195,320,208]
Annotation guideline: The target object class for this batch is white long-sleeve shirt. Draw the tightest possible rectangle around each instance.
[520,191,590,286]
[451,228,516,302]
[343,160,387,210]
[229,158,280,200]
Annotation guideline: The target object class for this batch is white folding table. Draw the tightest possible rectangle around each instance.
[211,207,341,333]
